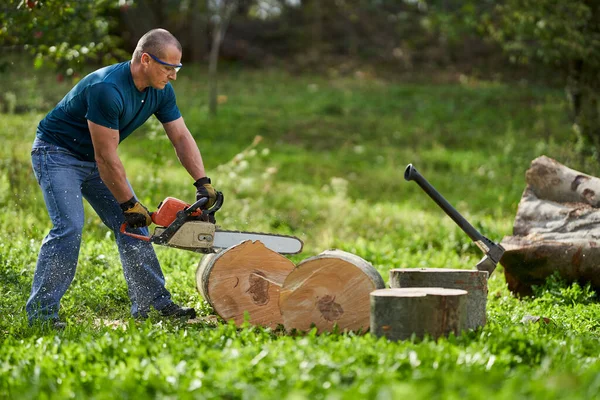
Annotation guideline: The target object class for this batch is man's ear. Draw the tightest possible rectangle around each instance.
[141,53,151,67]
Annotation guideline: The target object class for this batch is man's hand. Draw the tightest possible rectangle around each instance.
[194,177,216,209]
[120,197,152,228]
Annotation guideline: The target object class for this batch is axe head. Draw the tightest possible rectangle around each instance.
[476,255,497,275]
[475,243,505,275]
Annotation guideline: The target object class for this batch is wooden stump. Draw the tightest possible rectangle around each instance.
[196,240,294,328]
[500,156,600,295]
[389,268,488,330]
[279,250,385,333]
[370,288,467,341]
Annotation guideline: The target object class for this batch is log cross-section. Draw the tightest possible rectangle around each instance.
[196,240,295,328]
[279,250,385,333]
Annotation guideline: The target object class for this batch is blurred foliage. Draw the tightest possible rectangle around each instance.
[482,0,600,156]
[2,0,598,152]
[0,0,128,74]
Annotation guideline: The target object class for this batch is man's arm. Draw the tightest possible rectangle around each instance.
[162,117,207,180]
[88,120,133,203]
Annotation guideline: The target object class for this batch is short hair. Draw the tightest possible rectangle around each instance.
[132,29,182,62]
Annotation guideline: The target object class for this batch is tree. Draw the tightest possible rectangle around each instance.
[484,0,600,155]
[208,0,239,116]
[0,0,127,75]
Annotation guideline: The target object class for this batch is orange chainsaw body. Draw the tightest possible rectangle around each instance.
[151,197,201,227]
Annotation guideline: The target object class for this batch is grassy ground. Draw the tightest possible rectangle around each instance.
[1,59,600,399]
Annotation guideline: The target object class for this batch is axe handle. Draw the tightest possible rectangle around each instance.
[404,164,486,244]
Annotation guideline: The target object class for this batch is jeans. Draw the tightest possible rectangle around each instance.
[27,138,173,322]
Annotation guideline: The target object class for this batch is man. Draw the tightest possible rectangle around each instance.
[27,28,215,328]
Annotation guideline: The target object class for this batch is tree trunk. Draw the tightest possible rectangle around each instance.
[370,288,467,341]
[208,14,222,116]
[568,59,600,154]
[389,268,488,330]
[189,1,207,63]
[501,156,600,295]
[279,250,385,333]
[196,240,294,328]
[208,0,238,116]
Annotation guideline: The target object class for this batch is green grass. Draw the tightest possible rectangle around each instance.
[1,58,600,399]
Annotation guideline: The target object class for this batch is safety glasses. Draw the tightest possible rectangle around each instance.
[146,53,182,73]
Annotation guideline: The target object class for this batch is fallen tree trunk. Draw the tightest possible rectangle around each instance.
[389,268,488,330]
[196,240,294,328]
[279,250,385,333]
[370,287,467,341]
[500,156,600,295]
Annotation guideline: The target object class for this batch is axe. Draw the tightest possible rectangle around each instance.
[404,164,504,275]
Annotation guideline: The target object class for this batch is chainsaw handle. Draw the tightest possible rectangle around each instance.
[187,191,224,216]
[205,191,224,216]
[119,223,152,241]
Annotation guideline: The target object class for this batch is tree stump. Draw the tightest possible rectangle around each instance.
[389,268,488,330]
[500,156,600,295]
[370,288,467,341]
[279,250,385,333]
[196,240,295,328]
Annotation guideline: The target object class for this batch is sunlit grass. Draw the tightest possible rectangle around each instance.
[1,61,599,399]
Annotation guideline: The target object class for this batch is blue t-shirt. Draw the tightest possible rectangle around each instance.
[37,61,181,161]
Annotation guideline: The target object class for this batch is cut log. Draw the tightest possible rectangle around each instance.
[196,240,295,328]
[501,236,600,295]
[525,155,600,207]
[389,268,488,330]
[279,250,385,333]
[511,187,600,239]
[500,156,600,295]
[370,287,467,341]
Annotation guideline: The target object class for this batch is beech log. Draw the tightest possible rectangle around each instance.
[500,156,600,295]
[196,240,295,328]
[279,250,385,333]
[525,155,600,207]
[389,268,488,330]
[370,288,467,341]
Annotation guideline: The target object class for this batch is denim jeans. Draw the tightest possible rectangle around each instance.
[27,138,173,322]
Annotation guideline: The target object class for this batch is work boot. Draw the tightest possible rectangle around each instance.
[40,318,65,330]
[51,319,67,330]
[158,303,197,320]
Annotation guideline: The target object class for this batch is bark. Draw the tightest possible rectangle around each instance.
[389,268,488,330]
[370,288,467,341]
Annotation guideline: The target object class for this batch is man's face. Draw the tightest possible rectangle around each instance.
[143,44,182,89]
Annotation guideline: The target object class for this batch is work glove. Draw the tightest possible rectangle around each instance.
[120,197,152,228]
[194,176,216,209]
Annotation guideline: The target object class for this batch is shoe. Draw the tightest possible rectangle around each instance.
[43,318,66,330]
[158,303,197,320]
[52,320,66,330]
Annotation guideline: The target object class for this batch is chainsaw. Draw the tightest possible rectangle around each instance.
[120,192,303,254]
